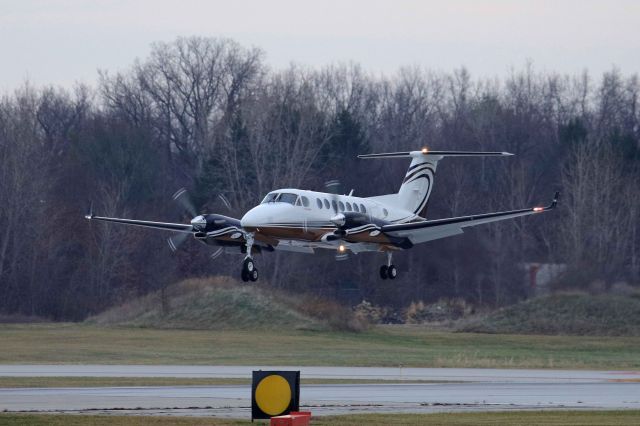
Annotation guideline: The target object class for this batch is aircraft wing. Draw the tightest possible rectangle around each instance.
[85,211,278,249]
[85,214,194,233]
[381,191,559,245]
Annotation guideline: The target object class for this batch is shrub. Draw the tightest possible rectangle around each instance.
[405,298,472,324]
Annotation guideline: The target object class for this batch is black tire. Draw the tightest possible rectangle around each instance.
[243,257,255,273]
[388,265,398,279]
[249,268,259,282]
[241,269,249,282]
[379,265,388,280]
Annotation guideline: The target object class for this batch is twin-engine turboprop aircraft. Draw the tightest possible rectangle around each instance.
[85,148,558,282]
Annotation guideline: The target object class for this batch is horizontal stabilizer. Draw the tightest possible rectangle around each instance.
[358,150,513,159]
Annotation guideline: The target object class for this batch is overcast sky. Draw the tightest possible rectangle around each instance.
[1,0,639,91]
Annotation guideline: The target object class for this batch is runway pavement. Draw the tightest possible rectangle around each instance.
[2,364,640,382]
[1,365,639,417]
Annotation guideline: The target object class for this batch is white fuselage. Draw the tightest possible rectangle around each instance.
[240,188,420,253]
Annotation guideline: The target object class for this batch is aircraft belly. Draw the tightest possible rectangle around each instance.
[253,226,386,254]
[255,225,332,242]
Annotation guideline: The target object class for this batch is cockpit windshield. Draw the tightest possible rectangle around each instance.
[261,193,279,204]
[261,192,299,205]
[277,193,298,205]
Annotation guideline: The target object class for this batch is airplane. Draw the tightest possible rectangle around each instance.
[85,148,559,282]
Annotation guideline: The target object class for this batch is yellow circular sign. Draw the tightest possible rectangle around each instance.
[255,374,292,416]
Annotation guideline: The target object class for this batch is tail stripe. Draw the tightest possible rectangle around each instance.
[404,167,435,185]
[406,162,427,172]
[412,173,433,215]
[403,164,435,183]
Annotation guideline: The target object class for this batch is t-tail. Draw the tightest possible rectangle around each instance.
[358,148,513,217]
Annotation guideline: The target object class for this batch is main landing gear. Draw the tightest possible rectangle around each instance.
[379,252,398,280]
[241,233,259,282]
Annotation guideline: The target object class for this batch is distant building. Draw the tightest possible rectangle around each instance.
[522,262,567,296]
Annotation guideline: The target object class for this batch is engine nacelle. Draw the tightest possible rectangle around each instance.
[320,232,344,243]
[191,214,242,233]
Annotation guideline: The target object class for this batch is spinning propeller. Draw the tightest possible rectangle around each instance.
[167,187,233,260]
[324,180,349,261]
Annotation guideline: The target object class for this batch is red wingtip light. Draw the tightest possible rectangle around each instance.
[533,207,544,212]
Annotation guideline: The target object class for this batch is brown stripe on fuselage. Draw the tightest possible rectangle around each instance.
[245,225,330,242]
[244,225,395,245]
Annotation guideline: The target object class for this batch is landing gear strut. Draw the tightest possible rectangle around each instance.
[379,252,397,280]
[241,233,259,282]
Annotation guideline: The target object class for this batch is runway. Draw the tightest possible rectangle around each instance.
[1,365,639,417]
[3,364,640,382]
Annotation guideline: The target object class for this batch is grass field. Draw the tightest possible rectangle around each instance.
[1,411,640,425]
[1,323,639,369]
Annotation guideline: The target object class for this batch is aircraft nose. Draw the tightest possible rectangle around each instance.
[240,206,262,229]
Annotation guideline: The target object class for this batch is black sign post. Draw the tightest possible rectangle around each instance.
[251,370,300,421]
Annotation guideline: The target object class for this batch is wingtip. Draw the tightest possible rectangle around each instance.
[550,191,560,209]
[85,202,94,220]
[502,151,515,156]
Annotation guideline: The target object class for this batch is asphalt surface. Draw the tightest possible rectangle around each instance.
[3,365,640,382]
[1,366,640,417]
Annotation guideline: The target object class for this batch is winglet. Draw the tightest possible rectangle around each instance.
[549,191,560,209]
[533,191,560,213]
[84,202,94,220]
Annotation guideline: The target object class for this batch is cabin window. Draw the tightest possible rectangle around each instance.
[324,199,330,209]
[338,201,345,211]
[301,196,310,207]
[316,198,323,209]
[346,202,352,211]
[261,193,278,203]
[332,200,338,212]
[383,208,388,217]
[360,204,366,213]
[278,193,298,205]
[353,203,360,213]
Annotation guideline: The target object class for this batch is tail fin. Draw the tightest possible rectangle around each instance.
[358,149,513,217]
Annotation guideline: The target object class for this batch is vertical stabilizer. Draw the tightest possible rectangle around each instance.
[397,152,440,216]
[358,150,513,218]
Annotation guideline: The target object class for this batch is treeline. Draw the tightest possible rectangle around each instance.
[0,37,638,319]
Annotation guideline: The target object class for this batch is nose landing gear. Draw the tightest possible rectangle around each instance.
[379,252,397,280]
[241,233,259,282]
[241,257,258,282]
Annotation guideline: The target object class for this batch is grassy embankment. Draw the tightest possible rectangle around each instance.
[2,278,640,374]
[459,292,640,336]
[2,411,640,426]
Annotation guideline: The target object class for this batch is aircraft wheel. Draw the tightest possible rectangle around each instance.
[379,265,388,280]
[249,268,259,282]
[387,265,398,279]
[243,257,255,273]
[241,269,249,282]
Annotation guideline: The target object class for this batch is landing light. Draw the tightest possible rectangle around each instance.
[338,244,346,253]
[533,207,544,212]
[421,147,428,154]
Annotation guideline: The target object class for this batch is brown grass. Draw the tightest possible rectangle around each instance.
[87,277,368,332]
[1,411,640,426]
